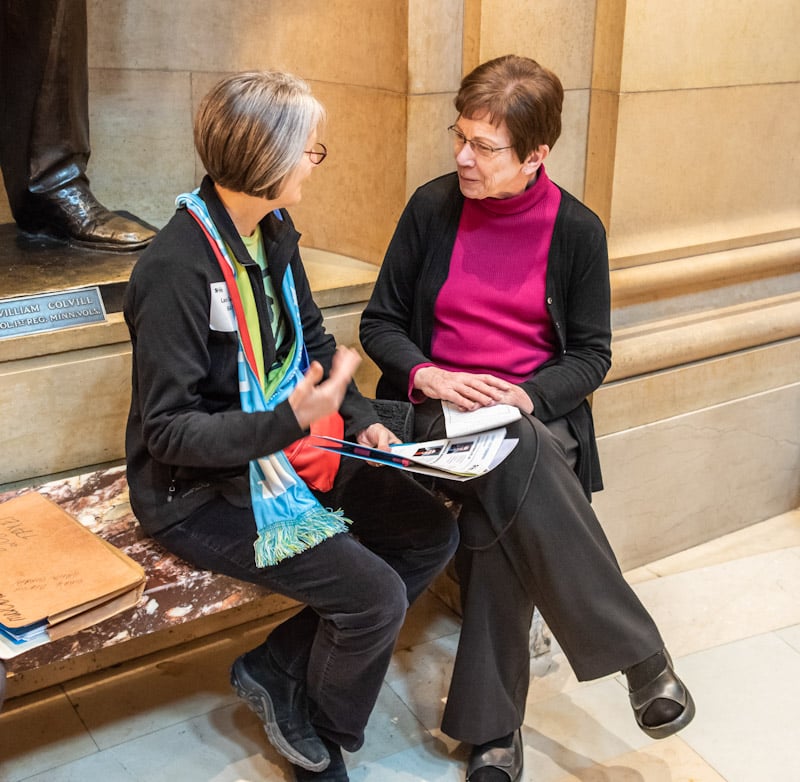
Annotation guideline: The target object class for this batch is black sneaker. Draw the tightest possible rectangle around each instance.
[293,738,349,781]
[230,650,330,771]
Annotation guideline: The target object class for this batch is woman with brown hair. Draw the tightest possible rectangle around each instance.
[361,55,694,782]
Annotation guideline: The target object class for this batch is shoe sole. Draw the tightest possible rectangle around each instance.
[230,658,330,772]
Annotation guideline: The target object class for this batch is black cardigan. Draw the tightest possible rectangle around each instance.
[124,177,377,534]
[360,172,611,496]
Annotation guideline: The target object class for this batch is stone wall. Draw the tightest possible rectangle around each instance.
[1,1,798,567]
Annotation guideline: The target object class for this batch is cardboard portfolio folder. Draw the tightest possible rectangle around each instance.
[0,492,146,658]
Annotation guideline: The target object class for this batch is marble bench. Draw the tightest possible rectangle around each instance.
[0,465,301,707]
[0,467,554,716]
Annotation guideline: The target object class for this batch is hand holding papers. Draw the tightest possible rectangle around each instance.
[312,400,522,480]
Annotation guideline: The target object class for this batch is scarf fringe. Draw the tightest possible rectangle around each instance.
[253,507,352,567]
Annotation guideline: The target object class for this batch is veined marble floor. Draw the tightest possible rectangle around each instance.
[1,508,799,782]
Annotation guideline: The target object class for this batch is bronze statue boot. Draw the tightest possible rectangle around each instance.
[16,178,156,251]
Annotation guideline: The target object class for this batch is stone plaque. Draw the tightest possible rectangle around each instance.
[0,287,107,339]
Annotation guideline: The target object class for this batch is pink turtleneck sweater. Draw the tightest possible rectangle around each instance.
[427,168,561,385]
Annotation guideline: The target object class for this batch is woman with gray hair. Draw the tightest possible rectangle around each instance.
[361,55,694,782]
[123,71,458,782]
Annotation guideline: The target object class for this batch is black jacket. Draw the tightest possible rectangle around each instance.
[124,177,376,534]
[360,172,611,496]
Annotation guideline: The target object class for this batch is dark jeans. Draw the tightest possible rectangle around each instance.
[154,457,458,751]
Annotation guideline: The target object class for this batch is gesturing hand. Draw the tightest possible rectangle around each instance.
[288,346,361,430]
[413,365,533,414]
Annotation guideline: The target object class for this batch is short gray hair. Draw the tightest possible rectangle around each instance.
[194,70,325,199]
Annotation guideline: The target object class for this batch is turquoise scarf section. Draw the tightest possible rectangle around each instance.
[176,191,350,567]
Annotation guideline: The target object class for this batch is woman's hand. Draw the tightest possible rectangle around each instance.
[288,346,361,430]
[492,383,534,414]
[350,423,401,468]
[356,423,401,454]
[414,366,533,414]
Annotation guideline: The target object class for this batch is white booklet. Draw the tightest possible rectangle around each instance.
[441,400,522,438]
[310,428,518,481]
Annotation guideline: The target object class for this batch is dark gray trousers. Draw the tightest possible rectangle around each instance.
[416,404,663,745]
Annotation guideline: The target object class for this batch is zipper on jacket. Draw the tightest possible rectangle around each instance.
[167,472,176,503]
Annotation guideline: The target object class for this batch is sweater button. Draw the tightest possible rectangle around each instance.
[547,297,553,305]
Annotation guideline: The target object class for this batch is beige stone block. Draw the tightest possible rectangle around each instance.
[462,0,482,73]
[292,82,408,264]
[613,269,800,329]
[620,0,800,92]
[477,0,597,89]
[301,252,380,392]
[584,88,619,227]
[611,238,800,310]
[0,170,11,223]
[607,292,800,382]
[591,0,626,92]
[87,68,195,230]
[321,304,381,396]
[594,337,800,436]
[546,88,589,200]
[88,0,408,91]
[0,345,131,484]
[408,0,463,93]
[607,83,800,263]
[406,94,459,199]
[0,318,131,365]
[189,71,230,187]
[301,248,378,309]
[635,509,800,579]
[593,382,800,569]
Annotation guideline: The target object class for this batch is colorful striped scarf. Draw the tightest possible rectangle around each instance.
[176,191,350,567]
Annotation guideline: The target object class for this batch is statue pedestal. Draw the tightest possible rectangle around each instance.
[0,224,379,487]
[0,222,138,309]
[0,224,141,487]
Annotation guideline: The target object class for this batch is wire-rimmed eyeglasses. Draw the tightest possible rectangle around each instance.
[447,125,513,158]
[305,142,328,165]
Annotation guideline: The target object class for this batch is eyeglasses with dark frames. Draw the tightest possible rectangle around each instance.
[304,142,328,165]
[447,125,513,158]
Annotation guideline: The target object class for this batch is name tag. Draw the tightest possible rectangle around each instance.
[209,282,235,332]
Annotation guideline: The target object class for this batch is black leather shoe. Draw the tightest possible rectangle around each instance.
[16,178,156,251]
[466,729,523,782]
[293,737,349,781]
[230,650,330,772]
[628,652,696,739]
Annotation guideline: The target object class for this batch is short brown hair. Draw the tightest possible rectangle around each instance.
[194,71,325,200]
[455,55,563,161]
